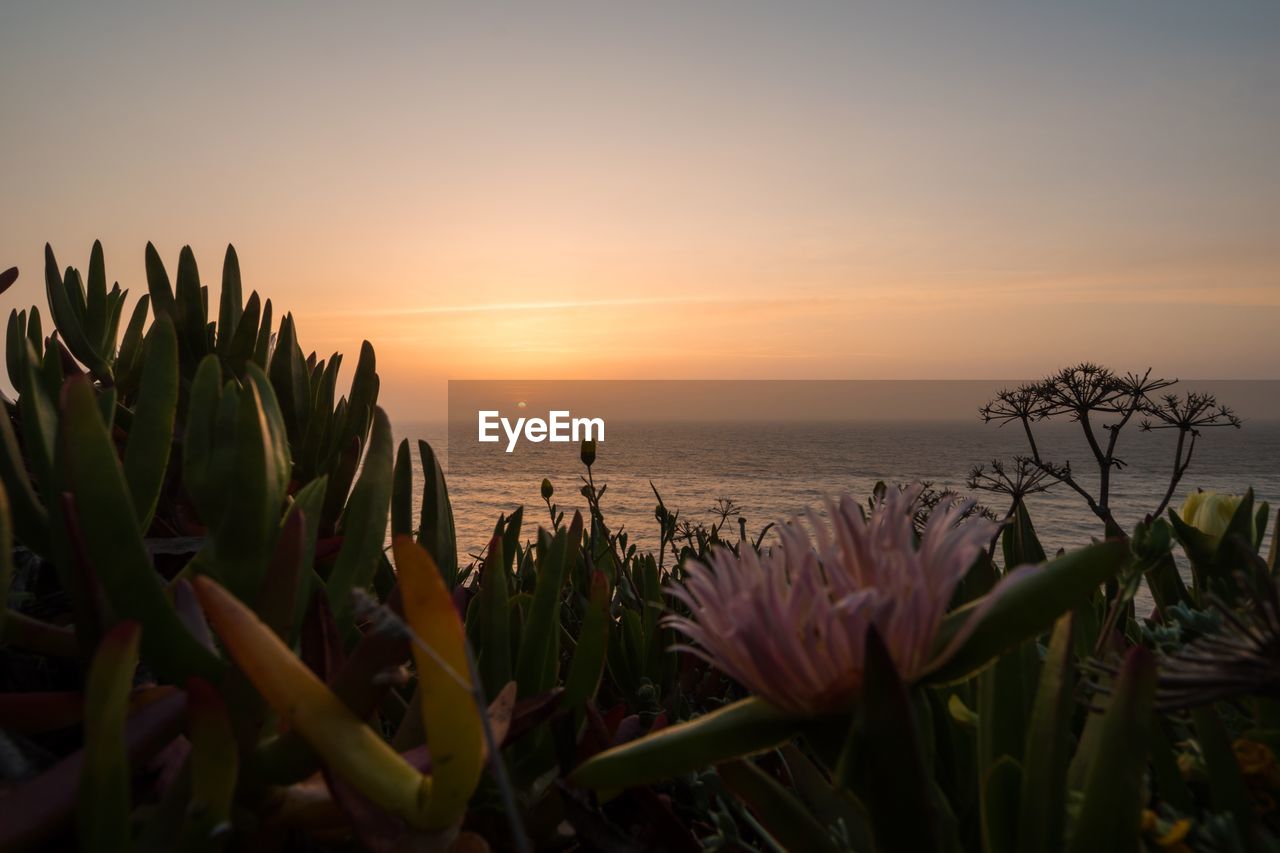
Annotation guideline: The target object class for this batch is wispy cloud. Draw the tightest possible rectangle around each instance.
[327,293,744,318]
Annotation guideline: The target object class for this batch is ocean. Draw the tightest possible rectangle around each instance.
[396,418,1280,613]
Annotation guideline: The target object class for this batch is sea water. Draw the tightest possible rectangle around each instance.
[396,418,1280,614]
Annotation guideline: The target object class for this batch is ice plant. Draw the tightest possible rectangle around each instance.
[665,484,1008,715]
[191,536,485,833]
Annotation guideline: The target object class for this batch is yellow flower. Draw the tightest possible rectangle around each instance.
[1178,490,1247,545]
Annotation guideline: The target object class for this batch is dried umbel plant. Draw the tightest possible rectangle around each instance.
[980,363,1239,536]
[968,457,1056,555]
[1142,393,1243,517]
[968,456,1054,503]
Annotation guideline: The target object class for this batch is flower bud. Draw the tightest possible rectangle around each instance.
[541,478,554,501]
[1178,489,1247,545]
[580,439,597,467]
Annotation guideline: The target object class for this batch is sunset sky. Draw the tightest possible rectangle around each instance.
[2,2,1278,418]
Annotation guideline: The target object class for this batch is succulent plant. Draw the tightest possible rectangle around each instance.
[0,244,513,850]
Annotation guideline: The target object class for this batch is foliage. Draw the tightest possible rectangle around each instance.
[0,245,1278,852]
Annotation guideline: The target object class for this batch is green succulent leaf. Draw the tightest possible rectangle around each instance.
[777,743,871,845]
[174,246,210,363]
[417,439,457,587]
[78,621,141,852]
[19,342,59,497]
[1066,646,1156,853]
[299,353,340,477]
[6,308,28,390]
[243,363,292,499]
[256,508,306,642]
[718,758,841,853]
[225,291,261,375]
[342,340,378,449]
[123,316,179,532]
[1150,718,1194,814]
[61,375,224,682]
[1193,703,1255,835]
[114,294,151,393]
[85,241,108,350]
[0,402,50,554]
[515,512,581,697]
[216,245,243,357]
[1016,613,1074,853]
[183,355,224,525]
[267,313,310,447]
[501,505,523,579]
[841,627,945,853]
[927,539,1129,684]
[0,483,12,639]
[562,569,611,718]
[327,406,393,636]
[95,386,117,431]
[475,534,511,699]
[43,246,111,380]
[285,476,327,643]
[978,756,1020,853]
[252,298,273,368]
[321,431,360,531]
[183,678,238,846]
[977,641,1036,782]
[569,696,804,789]
[202,376,282,599]
[391,438,413,538]
[144,243,178,325]
[1002,498,1046,567]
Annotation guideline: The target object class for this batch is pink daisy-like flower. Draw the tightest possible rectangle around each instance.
[665,485,1021,715]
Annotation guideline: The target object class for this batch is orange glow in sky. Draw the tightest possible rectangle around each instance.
[2,3,1277,418]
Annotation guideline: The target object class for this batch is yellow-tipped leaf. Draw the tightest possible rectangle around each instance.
[192,575,430,826]
[393,535,485,830]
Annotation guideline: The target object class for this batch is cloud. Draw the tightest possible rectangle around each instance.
[326,293,744,318]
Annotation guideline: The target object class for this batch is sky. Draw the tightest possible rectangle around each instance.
[2,1,1278,419]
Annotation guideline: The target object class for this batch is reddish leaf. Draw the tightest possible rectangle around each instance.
[0,690,185,850]
[256,508,305,641]
[301,589,346,680]
[504,688,565,747]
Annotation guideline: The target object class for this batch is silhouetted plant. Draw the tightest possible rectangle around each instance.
[980,363,1240,536]
[968,456,1055,553]
[1143,391,1244,516]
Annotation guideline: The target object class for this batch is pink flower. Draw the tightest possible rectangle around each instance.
[665,485,1009,715]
